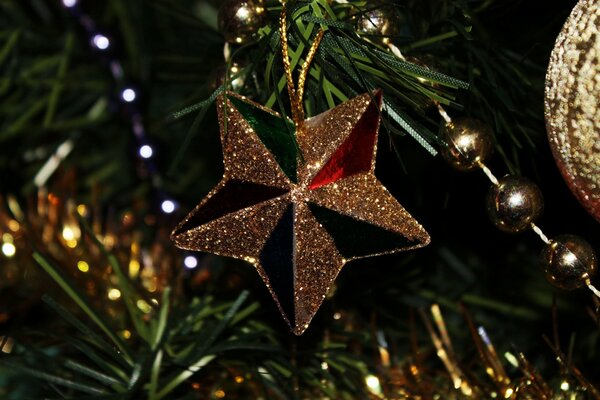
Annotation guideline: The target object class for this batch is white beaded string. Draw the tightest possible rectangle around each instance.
[437,104,453,125]
[388,43,406,61]
[587,281,600,299]
[388,46,453,127]
[530,223,550,245]
[477,161,499,186]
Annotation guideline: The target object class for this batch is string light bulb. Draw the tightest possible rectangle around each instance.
[2,242,16,257]
[77,260,90,272]
[161,200,176,214]
[365,375,382,394]
[184,255,198,269]
[63,1,180,242]
[139,145,153,159]
[121,88,137,102]
[62,0,77,7]
[92,34,110,50]
[108,288,122,300]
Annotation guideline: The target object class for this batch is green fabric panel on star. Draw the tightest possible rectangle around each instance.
[308,203,416,259]
[229,96,298,183]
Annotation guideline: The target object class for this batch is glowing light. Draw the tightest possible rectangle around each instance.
[504,388,514,398]
[2,234,15,257]
[92,34,110,50]
[76,204,88,216]
[8,220,20,232]
[34,140,74,187]
[108,288,122,300]
[62,226,75,241]
[129,259,141,278]
[378,346,390,367]
[365,375,381,393]
[62,0,77,7]
[333,312,341,320]
[560,381,570,391]
[77,261,90,272]
[321,361,329,370]
[137,299,152,313]
[215,389,226,399]
[0,337,15,354]
[2,243,16,257]
[146,279,158,293]
[504,352,519,367]
[161,200,176,214]
[139,145,153,159]
[62,225,80,248]
[103,234,116,249]
[234,376,244,384]
[121,88,136,102]
[184,255,198,269]
[122,330,132,339]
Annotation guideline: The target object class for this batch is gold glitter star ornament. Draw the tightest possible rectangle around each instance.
[171,91,430,335]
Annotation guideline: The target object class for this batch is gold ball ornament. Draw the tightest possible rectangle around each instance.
[440,118,494,171]
[545,0,600,222]
[355,3,401,46]
[486,176,544,233]
[541,234,597,290]
[218,0,266,45]
[213,61,248,91]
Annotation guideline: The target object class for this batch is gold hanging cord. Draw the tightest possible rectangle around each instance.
[280,2,324,126]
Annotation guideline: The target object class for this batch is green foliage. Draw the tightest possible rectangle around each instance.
[2,0,598,398]
[0,0,547,201]
[2,246,370,399]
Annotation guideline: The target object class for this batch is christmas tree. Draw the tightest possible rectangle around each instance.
[1,0,599,398]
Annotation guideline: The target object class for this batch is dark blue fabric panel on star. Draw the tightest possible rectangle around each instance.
[259,204,295,327]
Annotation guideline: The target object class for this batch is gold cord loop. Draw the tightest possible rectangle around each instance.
[280,3,324,126]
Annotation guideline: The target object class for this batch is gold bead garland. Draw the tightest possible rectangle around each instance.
[439,114,599,296]
[418,0,600,297]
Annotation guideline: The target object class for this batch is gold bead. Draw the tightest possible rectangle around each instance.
[486,176,544,233]
[355,3,402,46]
[541,234,597,290]
[440,118,494,171]
[218,0,266,45]
[213,61,247,91]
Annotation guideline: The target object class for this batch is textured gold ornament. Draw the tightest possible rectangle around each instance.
[171,91,430,334]
[545,0,600,222]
